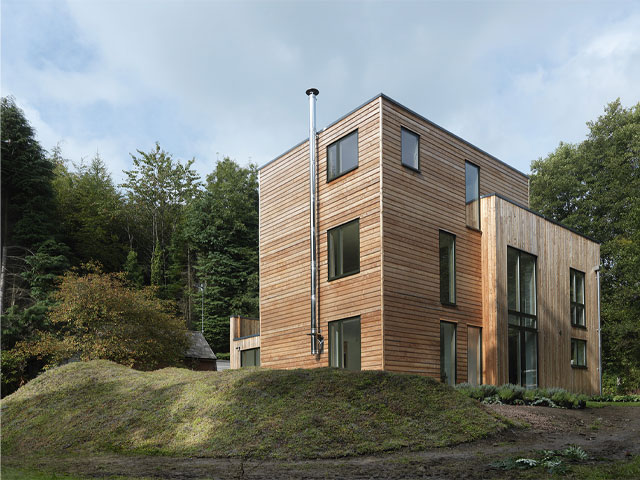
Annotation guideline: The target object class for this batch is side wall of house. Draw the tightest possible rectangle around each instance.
[481,196,601,394]
[380,98,530,382]
[259,98,383,369]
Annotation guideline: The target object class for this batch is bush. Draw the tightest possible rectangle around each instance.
[498,384,525,404]
[456,384,587,409]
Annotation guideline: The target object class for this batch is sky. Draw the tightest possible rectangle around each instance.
[2,0,639,184]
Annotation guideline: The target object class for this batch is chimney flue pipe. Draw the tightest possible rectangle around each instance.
[306,88,320,355]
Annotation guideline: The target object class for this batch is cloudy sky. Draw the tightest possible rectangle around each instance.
[2,0,639,182]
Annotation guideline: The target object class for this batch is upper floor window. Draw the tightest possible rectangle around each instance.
[328,219,360,280]
[465,162,480,229]
[401,127,420,171]
[570,269,586,328]
[439,230,456,305]
[327,130,358,181]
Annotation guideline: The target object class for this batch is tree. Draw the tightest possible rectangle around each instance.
[530,99,640,392]
[123,250,144,288]
[52,150,128,271]
[185,158,259,353]
[14,266,189,372]
[120,143,201,285]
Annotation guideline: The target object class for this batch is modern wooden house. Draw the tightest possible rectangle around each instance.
[232,92,601,395]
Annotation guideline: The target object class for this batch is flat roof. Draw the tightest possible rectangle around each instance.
[259,93,530,180]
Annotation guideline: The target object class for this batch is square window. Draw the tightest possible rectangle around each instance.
[571,339,586,367]
[401,127,419,171]
[327,130,358,181]
[328,219,360,280]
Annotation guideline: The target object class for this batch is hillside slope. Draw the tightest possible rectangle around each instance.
[1,360,507,459]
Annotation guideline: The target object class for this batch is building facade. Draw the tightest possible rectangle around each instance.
[234,94,601,394]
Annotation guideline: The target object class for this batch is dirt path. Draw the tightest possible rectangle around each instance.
[5,405,640,479]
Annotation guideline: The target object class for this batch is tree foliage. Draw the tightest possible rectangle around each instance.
[185,158,259,352]
[530,99,640,392]
[14,267,189,373]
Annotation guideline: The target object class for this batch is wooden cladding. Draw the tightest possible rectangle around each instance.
[481,195,600,394]
[257,93,598,394]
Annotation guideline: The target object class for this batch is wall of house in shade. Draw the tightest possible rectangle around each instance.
[481,195,601,394]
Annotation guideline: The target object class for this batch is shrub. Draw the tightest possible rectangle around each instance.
[498,384,524,404]
[454,383,485,401]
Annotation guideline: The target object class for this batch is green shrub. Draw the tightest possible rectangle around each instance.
[498,384,524,404]
[454,383,485,401]
[479,384,498,397]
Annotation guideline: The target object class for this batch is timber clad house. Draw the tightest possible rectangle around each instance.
[231,92,601,395]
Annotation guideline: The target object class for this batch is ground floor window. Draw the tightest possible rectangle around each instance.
[240,347,260,367]
[329,316,361,371]
[508,324,538,388]
[571,339,587,368]
[467,326,482,385]
[440,321,456,386]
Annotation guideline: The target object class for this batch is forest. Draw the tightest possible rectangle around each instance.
[1,96,638,397]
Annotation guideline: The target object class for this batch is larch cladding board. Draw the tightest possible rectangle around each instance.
[481,195,601,394]
[380,98,530,381]
[259,97,383,370]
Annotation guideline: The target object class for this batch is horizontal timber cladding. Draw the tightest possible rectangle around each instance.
[481,195,601,394]
[259,97,383,370]
[379,98,529,382]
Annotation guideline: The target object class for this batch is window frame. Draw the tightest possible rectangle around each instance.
[240,347,261,368]
[440,321,457,386]
[401,127,420,172]
[329,316,361,371]
[570,268,586,329]
[327,130,359,182]
[327,218,360,281]
[507,246,539,388]
[439,230,456,306]
[571,338,587,368]
[465,161,481,230]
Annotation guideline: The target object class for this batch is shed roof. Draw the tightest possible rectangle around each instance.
[185,331,217,360]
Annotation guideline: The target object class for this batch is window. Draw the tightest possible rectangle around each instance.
[507,247,538,388]
[328,219,359,280]
[329,317,361,370]
[440,321,456,386]
[401,127,419,171]
[570,269,586,328]
[327,130,358,181]
[468,326,482,385]
[240,348,260,367]
[571,339,587,368]
[439,230,456,305]
[465,162,480,229]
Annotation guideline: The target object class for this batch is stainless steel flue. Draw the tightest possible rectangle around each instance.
[306,88,319,355]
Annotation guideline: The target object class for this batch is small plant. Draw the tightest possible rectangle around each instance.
[563,445,588,460]
[497,384,524,403]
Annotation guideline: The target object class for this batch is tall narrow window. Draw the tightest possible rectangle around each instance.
[440,321,456,386]
[468,327,482,385]
[571,338,587,368]
[327,130,358,181]
[401,127,419,171]
[570,269,586,328]
[328,219,360,280]
[507,247,538,388]
[329,317,361,371]
[439,230,456,305]
[240,348,260,367]
[465,162,480,229]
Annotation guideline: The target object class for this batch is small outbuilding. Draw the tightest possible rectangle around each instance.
[184,331,217,371]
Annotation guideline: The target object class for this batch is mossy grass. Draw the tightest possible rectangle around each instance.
[1,360,507,460]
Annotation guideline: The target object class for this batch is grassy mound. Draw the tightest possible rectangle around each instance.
[1,360,507,459]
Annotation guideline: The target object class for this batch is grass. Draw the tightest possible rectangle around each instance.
[1,360,507,460]
[1,467,153,480]
[586,401,640,408]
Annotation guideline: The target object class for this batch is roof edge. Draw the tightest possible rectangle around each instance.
[482,193,600,244]
[259,93,530,180]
